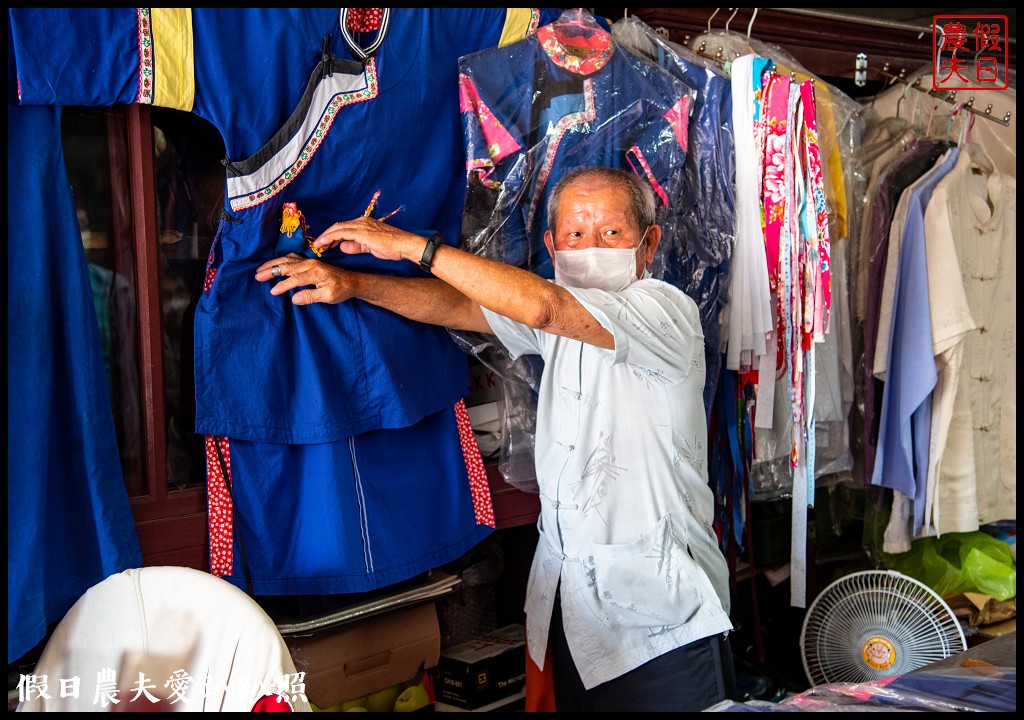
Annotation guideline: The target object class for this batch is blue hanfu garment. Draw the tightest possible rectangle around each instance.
[10,8,561,594]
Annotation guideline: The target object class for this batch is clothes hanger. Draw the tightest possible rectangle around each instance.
[869,62,907,110]
[724,7,739,33]
[950,103,975,146]
[746,8,758,41]
[689,8,728,67]
[945,103,961,141]
[720,8,761,59]
[706,8,721,35]
[895,78,916,119]
[699,8,753,63]
[879,63,1012,128]
[656,11,728,77]
[925,100,938,137]
[912,88,928,134]
[959,109,975,146]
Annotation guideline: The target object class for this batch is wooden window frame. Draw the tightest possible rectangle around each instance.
[123,103,208,569]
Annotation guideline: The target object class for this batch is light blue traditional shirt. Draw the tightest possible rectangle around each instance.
[483,279,732,689]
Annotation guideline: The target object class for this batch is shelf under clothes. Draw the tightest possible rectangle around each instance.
[271,570,461,637]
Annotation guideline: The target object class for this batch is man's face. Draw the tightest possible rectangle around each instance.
[543,181,658,279]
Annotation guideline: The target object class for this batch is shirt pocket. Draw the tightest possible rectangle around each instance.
[585,513,704,628]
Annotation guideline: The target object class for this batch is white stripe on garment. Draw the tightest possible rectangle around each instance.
[227,66,374,211]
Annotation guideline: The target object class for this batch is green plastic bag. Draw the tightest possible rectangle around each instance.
[885,531,1016,601]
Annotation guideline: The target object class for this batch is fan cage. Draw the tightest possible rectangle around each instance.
[800,569,967,687]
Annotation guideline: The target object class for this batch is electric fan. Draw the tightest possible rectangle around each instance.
[800,570,966,686]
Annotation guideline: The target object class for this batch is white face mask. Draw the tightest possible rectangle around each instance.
[553,235,648,291]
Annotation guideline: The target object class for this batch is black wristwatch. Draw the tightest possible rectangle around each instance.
[418,233,444,274]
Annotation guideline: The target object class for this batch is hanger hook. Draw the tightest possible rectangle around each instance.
[946,102,962,141]
[896,79,914,119]
[725,8,739,33]
[746,8,758,40]
[706,8,721,34]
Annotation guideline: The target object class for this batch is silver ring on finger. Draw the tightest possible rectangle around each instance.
[271,264,283,279]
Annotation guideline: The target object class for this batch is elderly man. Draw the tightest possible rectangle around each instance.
[257,166,734,712]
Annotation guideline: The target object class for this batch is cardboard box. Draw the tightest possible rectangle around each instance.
[283,603,440,709]
[977,617,1016,639]
[432,624,526,710]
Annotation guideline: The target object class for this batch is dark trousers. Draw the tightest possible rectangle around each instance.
[550,596,736,712]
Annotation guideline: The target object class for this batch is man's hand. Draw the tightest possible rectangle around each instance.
[255,253,357,306]
[313,216,424,262]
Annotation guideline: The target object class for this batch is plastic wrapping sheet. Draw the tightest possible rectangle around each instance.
[706,666,1015,712]
[749,231,855,502]
[673,32,862,499]
[840,108,903,490]
[452,8,699,491]
[611,16,736,419]
[449,330,543,494]
[849,112,918,333]
[458,8,697,277]
[753,75,858,497]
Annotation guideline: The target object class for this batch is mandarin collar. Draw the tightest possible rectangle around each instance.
[535,22,614,75]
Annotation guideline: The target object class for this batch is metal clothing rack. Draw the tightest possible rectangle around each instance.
[657,12,1013,129]
[877,63,1013,127]
[671,5,751,64]
[680,36,821,93]
[681,36,740,66]
[677,44,1013,129]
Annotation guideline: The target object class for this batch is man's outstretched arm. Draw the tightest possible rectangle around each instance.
[256,253,490,333]
[256,218,612,347]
